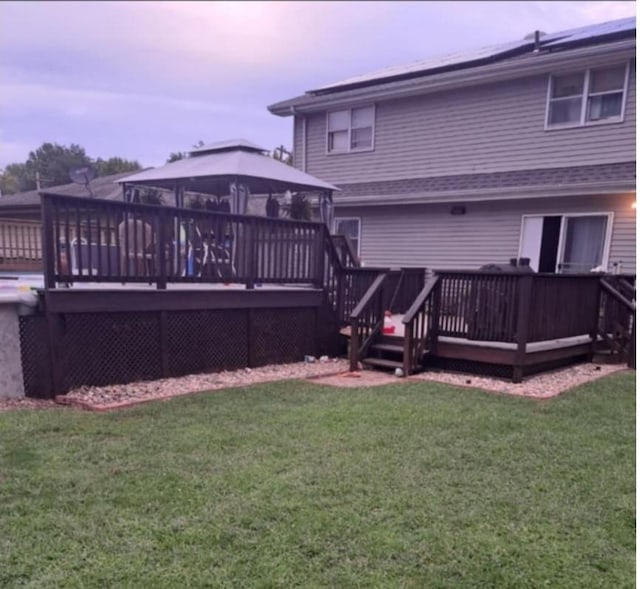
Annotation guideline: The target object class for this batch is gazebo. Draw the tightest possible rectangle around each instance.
[118,139,338,228]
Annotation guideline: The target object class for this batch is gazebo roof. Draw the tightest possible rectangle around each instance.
[189,138,266,155]
[118,139,339,195]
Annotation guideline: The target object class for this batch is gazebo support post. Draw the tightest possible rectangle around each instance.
[173,182,182,277]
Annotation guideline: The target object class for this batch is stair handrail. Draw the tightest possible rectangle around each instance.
[349,272,389,371]
[617,278,635,302]
[331,234,361,268]
[320,224,392,323]
[401,275,441,376]
[386,270,406,314]
[598,278,636,368]
[600,279,636,311]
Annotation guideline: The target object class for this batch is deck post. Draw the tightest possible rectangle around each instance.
[315,228,326,288]
[41,194,56,290]
[45,307,64,395]
[589,278,602,361]
[429,278,442,357]
[156,207,167,290]
[245,217,256,290]
[336,270,344,324]
[513,274,533,383]
[349,317,359,371]
[403,328,412,377]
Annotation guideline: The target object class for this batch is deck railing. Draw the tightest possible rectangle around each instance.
[349,272,389,371]
[526,274,601,342]
[598,276,635,368]
[402,276,441,375]
[0,219,42,272]
[331,234,360,268]
[42,193,329,289]
[384,268,426,314]
[432,271,606,344]
[318,226,394,325]
[436,271,520,342]
[400,270,620,381]
[41,192,388,327]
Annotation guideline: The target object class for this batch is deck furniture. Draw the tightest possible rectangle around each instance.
[118,217,154,276]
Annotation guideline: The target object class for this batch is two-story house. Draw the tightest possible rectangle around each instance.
[268,17,636,274]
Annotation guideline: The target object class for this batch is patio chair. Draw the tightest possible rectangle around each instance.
[118,217,154,276]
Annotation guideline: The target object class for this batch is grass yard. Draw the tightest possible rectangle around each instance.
[0,372,635,588]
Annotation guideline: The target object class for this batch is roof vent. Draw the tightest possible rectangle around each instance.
[524,30,546,52]
[523,30,547,40]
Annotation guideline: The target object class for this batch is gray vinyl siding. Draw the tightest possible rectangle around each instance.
[299,65,635,184]
[336,193,635,273]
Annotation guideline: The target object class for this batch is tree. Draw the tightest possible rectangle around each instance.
[95,157,141,177]
[167,151,186,163]
[0,163,28,195]
[167,140,205,163]
[24,142,92,190]
[0,142,145,195]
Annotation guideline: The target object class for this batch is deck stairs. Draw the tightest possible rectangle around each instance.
[361,334,405,372]
[358,315,428,375]
[594,276,635,366]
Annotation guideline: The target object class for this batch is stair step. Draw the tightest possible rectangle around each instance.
[362,357,403,370]
[370,343,404,354]
[378,334,403,345]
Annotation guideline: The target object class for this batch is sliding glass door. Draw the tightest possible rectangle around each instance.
[519,213,613,273]
[558,215,609,273]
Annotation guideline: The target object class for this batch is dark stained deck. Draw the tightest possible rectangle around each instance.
[19,193,634,397]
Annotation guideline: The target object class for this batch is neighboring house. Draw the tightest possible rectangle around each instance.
[269,17,636,274]
[0,171,137,221]
[0,171,138,272]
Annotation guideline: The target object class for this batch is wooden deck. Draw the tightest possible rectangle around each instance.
[348,270,635,381]
[12,193,633,397]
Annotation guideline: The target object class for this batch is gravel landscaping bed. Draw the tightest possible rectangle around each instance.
[410,362,629,398]
[0,398,61,413]
[55,358,350,410]
[0,360,630,413]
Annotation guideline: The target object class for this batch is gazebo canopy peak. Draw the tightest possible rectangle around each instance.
[189,139,267,156]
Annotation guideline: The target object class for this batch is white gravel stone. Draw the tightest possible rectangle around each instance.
[0,359,630,412]
[60,359,350,407]
[409,362,629,398]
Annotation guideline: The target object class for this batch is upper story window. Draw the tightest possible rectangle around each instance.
[327,106,375,153]
[546,62,629,128]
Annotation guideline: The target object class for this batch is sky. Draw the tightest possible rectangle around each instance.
[0,1,636,169]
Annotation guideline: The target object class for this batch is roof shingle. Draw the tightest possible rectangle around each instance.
[335,162,636,200]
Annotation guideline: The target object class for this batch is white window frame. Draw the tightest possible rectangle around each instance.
[333,217,362,256]
[544,61,629,130]
[518,212,615,273]
[326,106,376,154]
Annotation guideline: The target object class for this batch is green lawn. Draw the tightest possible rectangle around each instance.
[0,372,635,588]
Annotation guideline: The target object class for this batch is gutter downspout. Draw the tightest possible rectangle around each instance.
[290,106,307,172]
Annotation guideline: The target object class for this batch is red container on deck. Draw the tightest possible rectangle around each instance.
[382,310,395,334]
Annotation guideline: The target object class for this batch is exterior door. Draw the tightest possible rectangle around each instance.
[519,213,612,273]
